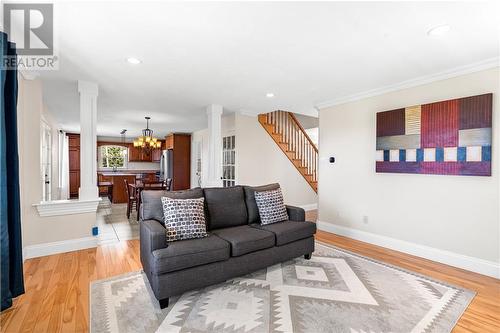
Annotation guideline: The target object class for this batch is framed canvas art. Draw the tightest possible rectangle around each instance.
[376,93,492,176]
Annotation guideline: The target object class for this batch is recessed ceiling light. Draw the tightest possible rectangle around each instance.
[427,24,451,36]
[126,57,142,65]
[266,93,275,98]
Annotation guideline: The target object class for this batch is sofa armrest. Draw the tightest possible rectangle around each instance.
[140,219,168,253]
[286,205,305,222]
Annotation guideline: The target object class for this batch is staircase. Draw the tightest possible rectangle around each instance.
[258,111,318,193]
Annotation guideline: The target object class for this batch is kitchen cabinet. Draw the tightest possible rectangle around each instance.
[165,135,174,150]
[97,171,157,203]
[165,133,191,191]
[128,144,152,162]
[68,133,80,198]
[152,148,162,162]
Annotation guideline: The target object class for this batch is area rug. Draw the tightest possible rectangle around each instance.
[90,242,474,333]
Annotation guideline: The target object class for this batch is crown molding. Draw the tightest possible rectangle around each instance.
[315,57,500,110]
[238,110,258,117]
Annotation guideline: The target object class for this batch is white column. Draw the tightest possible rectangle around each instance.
[77,80,99,200]
[206,104,223,187]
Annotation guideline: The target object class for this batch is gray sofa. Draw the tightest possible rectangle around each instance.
[139,184,316,308]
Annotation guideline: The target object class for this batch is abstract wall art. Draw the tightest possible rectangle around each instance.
[376,93,492,176]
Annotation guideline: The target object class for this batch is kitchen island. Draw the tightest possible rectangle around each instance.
[98,170,158,203]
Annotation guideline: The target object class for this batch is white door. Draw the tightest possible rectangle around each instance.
[193,140,202,187]
[41,121,52,201]
[221,135,236,187]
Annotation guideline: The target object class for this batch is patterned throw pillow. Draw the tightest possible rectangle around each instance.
[254,188,289,225]
[161,197,208,242]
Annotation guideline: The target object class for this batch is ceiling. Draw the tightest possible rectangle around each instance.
[29,1,500,137]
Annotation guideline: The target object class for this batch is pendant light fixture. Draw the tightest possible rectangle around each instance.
[133,117,162,150]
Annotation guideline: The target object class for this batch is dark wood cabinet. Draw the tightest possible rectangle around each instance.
[165,135,174,150]
[67,133,80,198]
[128,145,141,162]
[142,149,152,162]
[166,133,191,191]
[111,175,136,203]
[128,144,153,162]
[152,148,162,162]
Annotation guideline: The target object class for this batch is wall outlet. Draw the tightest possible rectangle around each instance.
[362,215,369,224]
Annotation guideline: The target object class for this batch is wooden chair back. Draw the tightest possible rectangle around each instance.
[165,178,173,191]
[143,180,166,189]
[124,179,130,197]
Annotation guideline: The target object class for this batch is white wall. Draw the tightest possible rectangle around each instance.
[235,113,318,207]
[318,69,499,269]
[17,77,96,251]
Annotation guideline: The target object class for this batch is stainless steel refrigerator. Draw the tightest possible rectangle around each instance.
[159,150,173,181]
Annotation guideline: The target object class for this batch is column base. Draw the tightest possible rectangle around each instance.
[79,186,99,201]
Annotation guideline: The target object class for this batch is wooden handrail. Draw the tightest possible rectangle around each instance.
[286,111,318,153]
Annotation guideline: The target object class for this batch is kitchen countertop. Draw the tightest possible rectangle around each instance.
[98,170,158,176]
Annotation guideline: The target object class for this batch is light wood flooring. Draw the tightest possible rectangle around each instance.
[1,210,499,332]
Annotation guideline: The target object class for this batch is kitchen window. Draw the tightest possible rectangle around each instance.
[99,145,128,169]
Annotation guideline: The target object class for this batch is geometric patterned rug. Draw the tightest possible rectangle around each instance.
[90,242,474,333]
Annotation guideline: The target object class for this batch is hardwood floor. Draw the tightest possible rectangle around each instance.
[315,230,500,333]
[1,224,499,332]
[0,241,142,333]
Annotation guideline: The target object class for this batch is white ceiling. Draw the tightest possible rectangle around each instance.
[31,1,499,137]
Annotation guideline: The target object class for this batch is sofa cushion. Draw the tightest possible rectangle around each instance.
[151,234,229,274]
[203,186,248,230]
[141,188,204,222]
[211,225,275,257]
[243,183,280,224]
[251,220,317,246]
[254,188,289,225]
[161,197,207,242]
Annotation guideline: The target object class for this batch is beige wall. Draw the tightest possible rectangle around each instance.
[17,77,96,249]
[235,113,318,207]
[318,68,499,263]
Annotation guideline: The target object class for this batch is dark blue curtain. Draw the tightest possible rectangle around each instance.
[1,32,24,311]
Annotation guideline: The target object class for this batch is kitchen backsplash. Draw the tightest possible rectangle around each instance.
[128,162,160,170]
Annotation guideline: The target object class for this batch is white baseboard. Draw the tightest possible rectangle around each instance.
[317,221,500,279]
[299,203,318,211]
[23,236,98,260]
